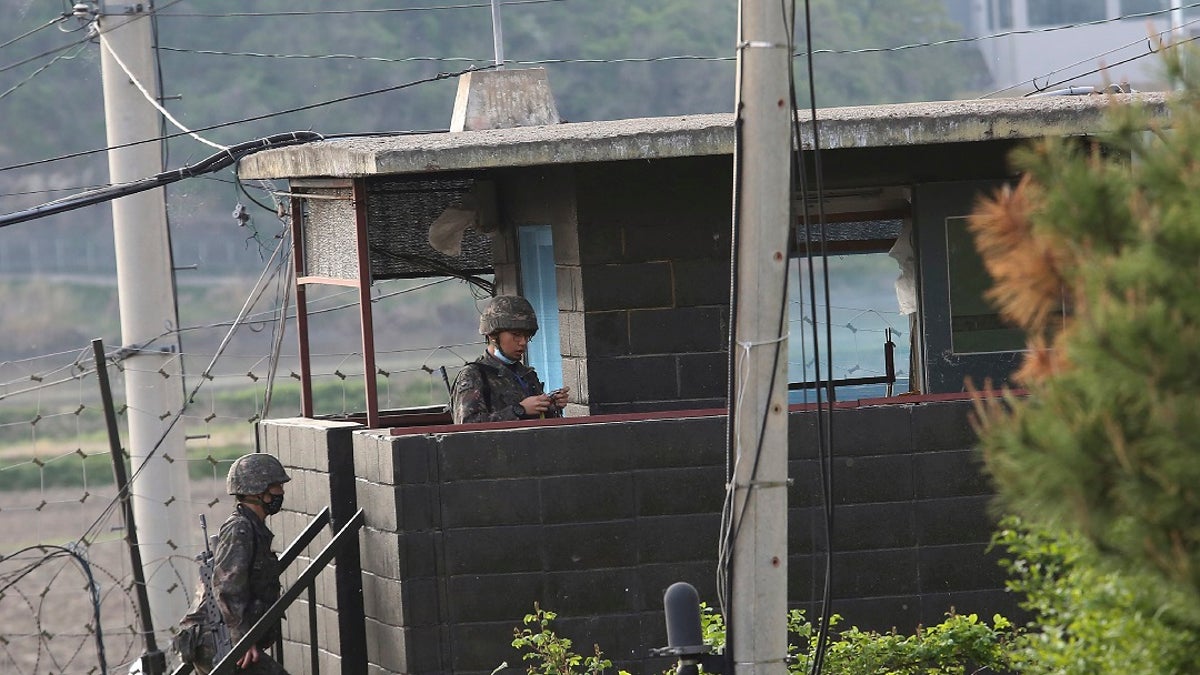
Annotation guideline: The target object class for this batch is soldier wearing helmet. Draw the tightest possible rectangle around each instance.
[451,295,569,424]
[177,453,291,674]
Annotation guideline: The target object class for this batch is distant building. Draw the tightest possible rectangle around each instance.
[944,0,1196,94]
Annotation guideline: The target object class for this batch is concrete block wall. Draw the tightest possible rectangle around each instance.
[569,157,734,414]
[258,418,367,675]
[486,158,734,415]
[323,397,1018,675]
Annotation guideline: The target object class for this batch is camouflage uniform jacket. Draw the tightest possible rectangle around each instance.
[186,504,282,646]
[451,351,561,424]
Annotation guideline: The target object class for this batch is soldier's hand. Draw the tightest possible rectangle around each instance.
[238,645,260,669]
[520,394,551,416]
[550,387,570,409]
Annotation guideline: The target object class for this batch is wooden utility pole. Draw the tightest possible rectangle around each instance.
[96,0,194,630]
[729,0,793,672]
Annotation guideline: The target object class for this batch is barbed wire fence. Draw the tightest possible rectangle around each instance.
[0,268,483,673]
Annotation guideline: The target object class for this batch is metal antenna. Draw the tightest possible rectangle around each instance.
[490,0,506,68]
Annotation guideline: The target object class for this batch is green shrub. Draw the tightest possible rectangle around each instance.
[507,603,631,675]
[507,603,1016,675]
[993,516,1200,675]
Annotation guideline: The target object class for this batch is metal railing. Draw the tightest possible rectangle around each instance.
[171,506,365,675]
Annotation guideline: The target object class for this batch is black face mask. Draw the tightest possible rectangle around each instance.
[261,492,284,516]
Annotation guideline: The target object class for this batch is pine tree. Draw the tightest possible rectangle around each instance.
[968,47,1200,620]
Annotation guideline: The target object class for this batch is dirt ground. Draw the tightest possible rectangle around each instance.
[0,478,227,674]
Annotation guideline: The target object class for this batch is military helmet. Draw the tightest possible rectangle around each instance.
[226,453,291,496]
[479,295,538,337]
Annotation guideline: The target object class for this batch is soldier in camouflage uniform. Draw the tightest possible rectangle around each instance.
[451,295,570,423]
[177,453,290,674]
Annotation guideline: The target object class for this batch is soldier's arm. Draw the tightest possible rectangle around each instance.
[452,366,524,424]
[211,519,255,641]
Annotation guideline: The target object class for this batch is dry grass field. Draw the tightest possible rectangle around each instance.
[0,478,227,674]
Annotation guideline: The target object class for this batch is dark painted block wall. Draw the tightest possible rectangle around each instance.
[280,398,1021,675]
[569,157,734,414]
[258,418,367,675]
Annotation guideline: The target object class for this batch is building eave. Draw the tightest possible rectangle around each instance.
[238,92,1169,180]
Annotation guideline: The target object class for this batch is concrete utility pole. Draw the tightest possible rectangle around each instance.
[730,0,792,672]
[96,0,194,630]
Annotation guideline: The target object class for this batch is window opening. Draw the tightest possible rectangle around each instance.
[1028,0,1106,26]
[1120,0,1168,17]
[989,0,1014,30]
[944,216,1027,353]
[787,241,911,403]
[518,225,563,390]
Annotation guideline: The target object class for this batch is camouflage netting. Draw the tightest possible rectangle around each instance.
[365,177,494,279]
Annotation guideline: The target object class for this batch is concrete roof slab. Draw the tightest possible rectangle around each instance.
[238,93,1168,180]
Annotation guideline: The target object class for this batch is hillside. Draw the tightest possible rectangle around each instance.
[0,0,986,364]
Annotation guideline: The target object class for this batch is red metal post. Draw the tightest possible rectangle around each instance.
[353,179,380,428]
[291,195,314,418]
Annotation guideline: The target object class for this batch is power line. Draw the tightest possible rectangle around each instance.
[0,62,495,175]
[1032,30,1200,93]
[983,15,1200,97]
[96,29,227,151]
[0,41,83,103]
[155,45,733,65]
[155,0,568,18]
[807,1,1200,57]
[0,33,91,75]
[0,12,71,51]
[153,3,1200,70]
[0,132,322,228]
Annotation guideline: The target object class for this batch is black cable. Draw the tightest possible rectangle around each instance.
[0,63,498,175]
[0,131,322,228]
[783,5,830,668]
[0,12,71,51]
[1028,30,1200,94]
[0,33,90,74]
[369,245,495,295]
[236,173,281,215]
[720,7,745,665]
[155,0,569,18]
[798,0,836,669]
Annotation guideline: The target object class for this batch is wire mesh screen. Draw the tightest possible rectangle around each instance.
[366,177,494,279]
[301,187,359,280]
[795,219,903,246]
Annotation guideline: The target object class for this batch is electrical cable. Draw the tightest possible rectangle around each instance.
[155,44,733,65]
[0,41,87,102]
[0,62,497,175]
[0,12,71,51]
[261,230,293,419]
[150,3,172,170]
[717,0,746,648]
[76,233,291,547]
[0,33,90,75]
[0,131,322,228]
[982,15,1200,97]
[1029,30,1200,94]
[807,1,1200,56]
[96,29,227,151]
[156,0,569,18]
[792,0,837,670]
